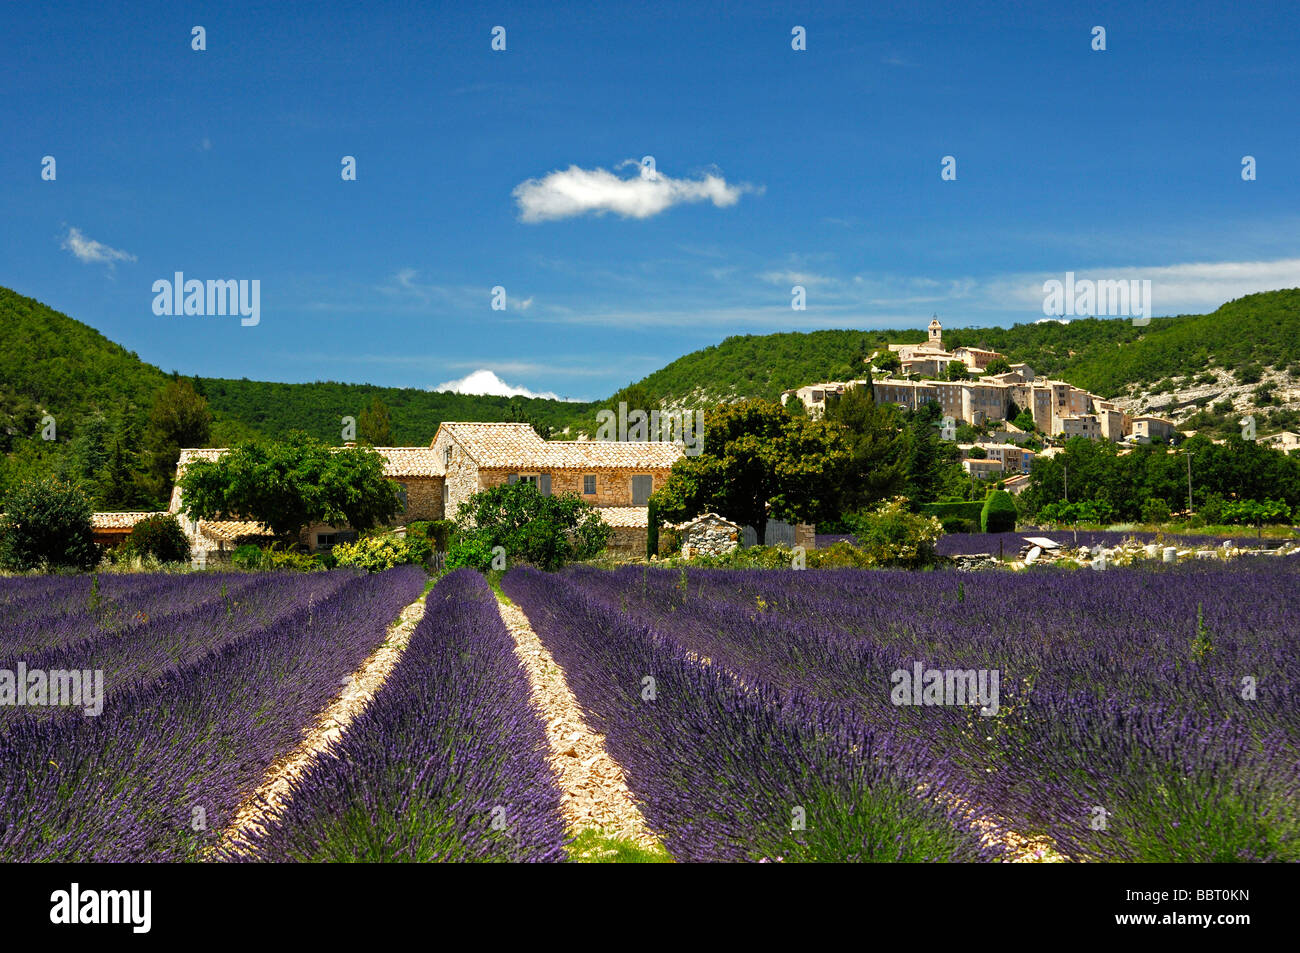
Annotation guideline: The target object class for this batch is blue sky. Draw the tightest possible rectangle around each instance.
[3,0,1299,401]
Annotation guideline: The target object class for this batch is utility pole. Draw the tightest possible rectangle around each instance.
[1186,452,1194,514]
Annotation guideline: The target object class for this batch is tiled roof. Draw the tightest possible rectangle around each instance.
[595,506,650,529]
[370,448,446,478]
[437,422,682,469]
[91,512,165,530]
[199,520,274,542]
[175,446,446,479]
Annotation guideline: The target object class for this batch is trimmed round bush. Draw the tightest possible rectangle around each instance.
[981,490,1017,533]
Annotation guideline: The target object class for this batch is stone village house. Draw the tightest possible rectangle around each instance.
[168,422,683,562]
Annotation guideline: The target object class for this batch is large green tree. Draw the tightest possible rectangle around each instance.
[178,435,402,538]
[824,384,907,512]
[651,399,849,543]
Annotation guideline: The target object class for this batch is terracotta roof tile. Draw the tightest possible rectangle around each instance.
[90,512,165,530]
[437,422,682,469]
[595,506,650,529]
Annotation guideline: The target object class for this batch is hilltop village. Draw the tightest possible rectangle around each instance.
[781,318,1179,489]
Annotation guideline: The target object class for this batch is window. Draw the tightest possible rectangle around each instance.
[317,533,336,548]
[395,482,409,511]
[583,475,596,495]
[443,445,452,466]
[442,483,449,507]
[631,475,653,505]
[519,475,537,486]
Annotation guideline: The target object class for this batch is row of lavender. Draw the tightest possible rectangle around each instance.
[0,573,348,730]
[504,567,1006,862]
[0,567,427,861]
[556,563,1299,861]
[232,570,566,861]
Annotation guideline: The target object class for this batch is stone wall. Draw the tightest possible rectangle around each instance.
[431,431,482,517]
[478,467,674,506]
[393,476,445,521]
[794,522,815,552]
[604,526,647,559]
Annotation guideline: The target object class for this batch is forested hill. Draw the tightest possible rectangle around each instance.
[0,288,593,454]
[198,378,593,445]
[613,290,1300,406]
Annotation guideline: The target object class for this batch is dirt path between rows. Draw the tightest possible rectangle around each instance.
[216,591,430,858]
[495,597,661,852]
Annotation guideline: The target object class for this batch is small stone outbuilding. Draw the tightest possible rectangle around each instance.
[673,513,741,558]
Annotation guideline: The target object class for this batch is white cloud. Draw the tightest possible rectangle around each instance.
[513,161,760,223]
[433,368,578,402]
[60,227,136,266]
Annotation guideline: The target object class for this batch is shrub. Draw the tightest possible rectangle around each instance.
[231,544,263,570]
[262,544,324,572]
[1139,498,1172,524]
[453,483,611,571]
[425,519,456,552]
[980,490,1017,533]
[123,514,190,563]
[0,479,99,572]
[333,534,432,572]
[446,534,497,573]
[922,501,985,523]
[845,497,943,569]
[1234,363,1263,385]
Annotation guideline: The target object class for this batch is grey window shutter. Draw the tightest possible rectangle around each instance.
[539,473,552,496]
[507,473,519,484]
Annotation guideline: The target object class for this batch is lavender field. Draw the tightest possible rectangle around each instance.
[0,567,426,861]
[4,559,1295,863]
[505,561,1300,862]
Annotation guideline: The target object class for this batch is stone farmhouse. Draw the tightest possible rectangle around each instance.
[168,422,683,561]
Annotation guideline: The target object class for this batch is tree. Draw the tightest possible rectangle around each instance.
[901,402,962,508]
[1013,410,1037,432]
[946,361,971,381]
[0,479,99,571]
[453,481,610,570]
[981,490,1017,533]
[508,399,554,439]
[985,358,1012,376]
[874,351,902,375]
[143,377,212,500]
[178,435,402,538]
[824,384,907,512]
[651,400,849,543]
[358,395,393,445]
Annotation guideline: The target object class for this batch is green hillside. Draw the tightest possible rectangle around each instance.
[198,378,594,445]
[618,290,1300,405]
[0,287,171,445]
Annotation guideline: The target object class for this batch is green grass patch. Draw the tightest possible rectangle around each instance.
[566,829,672,863]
